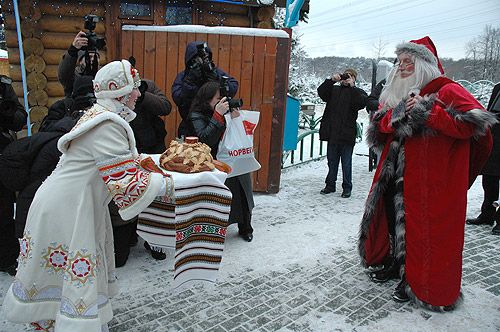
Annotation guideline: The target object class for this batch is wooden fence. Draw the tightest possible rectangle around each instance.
[121,26,290,193]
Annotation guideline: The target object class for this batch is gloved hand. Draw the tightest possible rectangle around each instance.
[185,61,204,86]
[204,65,218,82]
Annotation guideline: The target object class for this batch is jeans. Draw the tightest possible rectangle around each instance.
[325,142,354,192]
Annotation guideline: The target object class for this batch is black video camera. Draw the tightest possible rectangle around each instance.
[196,43,215,73]
[220,76,243,112]
[339,73,351,81]
[83,15,106,51]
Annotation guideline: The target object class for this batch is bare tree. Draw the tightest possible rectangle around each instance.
[372,37,389,60]
[466,25,500,81]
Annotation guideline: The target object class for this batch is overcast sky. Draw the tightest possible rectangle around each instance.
[296,0,500,60]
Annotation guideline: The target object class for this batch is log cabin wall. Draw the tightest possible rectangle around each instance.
[2,0,108,133]
[121,26,290,193]
[3,0,291,193]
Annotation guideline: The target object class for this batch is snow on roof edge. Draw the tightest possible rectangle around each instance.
[122,25,290,39]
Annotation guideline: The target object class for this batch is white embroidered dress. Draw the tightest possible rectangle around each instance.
[3,102,167,331]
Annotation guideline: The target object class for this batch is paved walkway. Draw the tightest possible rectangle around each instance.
[1,154,499,331]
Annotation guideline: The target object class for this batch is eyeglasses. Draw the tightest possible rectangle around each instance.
[396,60,414,69]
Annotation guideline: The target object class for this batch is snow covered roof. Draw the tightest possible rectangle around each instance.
[122,25,290,39]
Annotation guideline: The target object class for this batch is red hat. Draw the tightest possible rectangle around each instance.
[396,36,444,74]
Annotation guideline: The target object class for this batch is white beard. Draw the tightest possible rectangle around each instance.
[379,73,419,109]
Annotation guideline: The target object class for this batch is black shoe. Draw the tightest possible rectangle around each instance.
[0,263,17,276]
[144,241,166,260]
[466,217,494,226]
[320,187,335,195]
[392,279,410,303]
[369,262,399,283]
[239,233,253,242]
[341,191,351,198]
[492,223,500,235]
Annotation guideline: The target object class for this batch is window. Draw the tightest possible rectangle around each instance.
[166,1,192,25]
[120,0,152,18]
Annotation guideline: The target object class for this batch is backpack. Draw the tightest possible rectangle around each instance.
[0,132,61,191]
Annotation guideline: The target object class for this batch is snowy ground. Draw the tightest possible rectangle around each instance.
[1,119,499,331]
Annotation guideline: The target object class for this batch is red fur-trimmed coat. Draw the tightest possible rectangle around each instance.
[359,77,496,311]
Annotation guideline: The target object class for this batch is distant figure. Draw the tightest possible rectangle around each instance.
[317,68,367,198]
[366,60,394,112]
[358,36,496,310]
[466,83,500,235]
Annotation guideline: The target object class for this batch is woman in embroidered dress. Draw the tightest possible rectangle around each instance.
[186,81,255,242]
[2,60,171,331]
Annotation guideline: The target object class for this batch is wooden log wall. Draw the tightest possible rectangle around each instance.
[121,29,290,193]
[3,0,107,133]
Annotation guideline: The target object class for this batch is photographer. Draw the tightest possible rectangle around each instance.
[172,41,238,138]
[317,68,367,198]
[115,76,172,266]
[58,15,105,96]
[0,75,27,275]
[187,81,255,242]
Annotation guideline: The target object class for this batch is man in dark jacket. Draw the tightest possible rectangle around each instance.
[130,79,172,154]
[172,41,238,138]
[318,68,367,197]
[58,31,100,96]
[0,75,27,275]
[467,83,500,235]
[115,78,172,266]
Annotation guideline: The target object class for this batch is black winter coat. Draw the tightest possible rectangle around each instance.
[187,107,225,158]
[130,79,172,154]
[0,80,26,151]
[366,79,385,112]
[172,41,238,138]
[58,46,81,97]
[481,83,500,176]
[317,80,367,144]
[14,116,76,237]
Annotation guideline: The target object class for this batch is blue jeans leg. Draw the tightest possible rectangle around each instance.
[340,144,354,192]
[325,142,341,190]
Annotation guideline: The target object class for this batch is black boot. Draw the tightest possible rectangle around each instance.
[144,241,166,260]
[392,279,410,303]
[492,222,500,235]
[369,260,399,283]
[466,217,494,226]
[320,186,336,195]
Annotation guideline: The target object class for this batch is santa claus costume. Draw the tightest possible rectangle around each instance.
[358,37,496,311]
[3,60,171,331]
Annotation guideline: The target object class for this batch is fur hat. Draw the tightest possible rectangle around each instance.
[396,36,444,74]
[344,68,358,80]
[93,60,140,99]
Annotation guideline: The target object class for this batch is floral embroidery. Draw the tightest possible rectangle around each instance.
[97,156,151,209]
[18,232,34,266]
[68,252,97,284]
[42,244,70,275]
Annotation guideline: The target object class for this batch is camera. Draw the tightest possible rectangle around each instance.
[83,15,106,51]
[196,43,215,73]
[220,76,243,112]
[339,73,350,81]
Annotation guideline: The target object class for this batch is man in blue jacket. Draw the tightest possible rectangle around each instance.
[172,41,238,138]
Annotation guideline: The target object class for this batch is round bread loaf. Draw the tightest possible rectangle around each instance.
[159,139,215,173]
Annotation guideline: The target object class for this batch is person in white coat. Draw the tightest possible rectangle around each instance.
[2,60,172,331]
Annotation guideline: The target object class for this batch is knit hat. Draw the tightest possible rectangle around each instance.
[344,68,358,80]
[93,60,141,99]
[396,36,444,74]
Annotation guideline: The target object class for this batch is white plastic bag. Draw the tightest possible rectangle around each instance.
[216,110,261,178]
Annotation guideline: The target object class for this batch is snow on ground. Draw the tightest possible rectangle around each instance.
[0,107,499,331]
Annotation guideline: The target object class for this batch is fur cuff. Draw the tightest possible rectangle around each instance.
[392,95,435,139]
[444,107,498,138]
[366,108,389,152]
